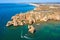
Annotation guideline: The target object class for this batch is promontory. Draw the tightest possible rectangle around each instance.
[6,3,60,33]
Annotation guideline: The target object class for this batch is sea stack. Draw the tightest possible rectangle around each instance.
[28,25,35,34]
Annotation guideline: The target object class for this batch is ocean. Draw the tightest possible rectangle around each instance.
[0,3,60,40]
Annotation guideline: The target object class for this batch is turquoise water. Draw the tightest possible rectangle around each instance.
[0,3,60,40]
[0,3,35,40]
[33,21,60,40]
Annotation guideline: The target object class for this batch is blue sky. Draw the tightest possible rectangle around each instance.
[0,0,60,3]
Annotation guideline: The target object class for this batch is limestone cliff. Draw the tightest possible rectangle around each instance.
[6,4,60,34]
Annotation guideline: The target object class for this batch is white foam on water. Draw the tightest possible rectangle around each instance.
[21,34,33,40]
[24,36,31,39]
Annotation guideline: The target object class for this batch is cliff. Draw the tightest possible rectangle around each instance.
[6,4,60,33]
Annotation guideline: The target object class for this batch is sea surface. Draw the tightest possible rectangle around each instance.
[0,3,60,40]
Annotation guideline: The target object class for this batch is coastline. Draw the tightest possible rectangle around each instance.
[29,3,39,7]
[6,3,60,34]
[29,3,40,10]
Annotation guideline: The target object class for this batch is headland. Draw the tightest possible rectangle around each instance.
[6,3,60,33]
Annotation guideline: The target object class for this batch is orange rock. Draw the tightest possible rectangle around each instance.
[28,25,35,34]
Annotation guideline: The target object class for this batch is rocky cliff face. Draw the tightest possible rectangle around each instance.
[6,4,60,26]
[6,4,60,34]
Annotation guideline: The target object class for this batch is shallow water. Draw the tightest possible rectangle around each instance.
[32,21,60,40]
[3,21,60,40]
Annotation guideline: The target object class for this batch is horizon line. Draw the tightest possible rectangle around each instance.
[0,2,60,3]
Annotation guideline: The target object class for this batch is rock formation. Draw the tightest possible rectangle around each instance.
[6,4,60,34]
[28,25,35,34]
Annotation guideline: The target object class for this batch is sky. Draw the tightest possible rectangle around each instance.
[0,0,60,3]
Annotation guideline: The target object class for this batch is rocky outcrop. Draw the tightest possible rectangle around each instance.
[28,25,35,34]
[6,4,60,34]
[6,4,60,26]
